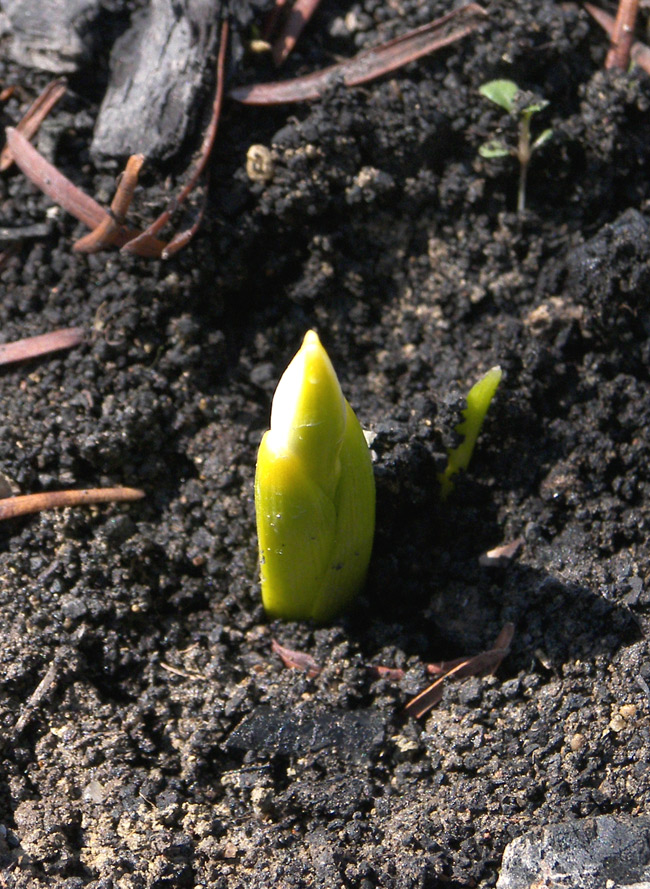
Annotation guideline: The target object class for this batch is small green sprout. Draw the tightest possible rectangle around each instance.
[255,330,375,622]
[439,366,502,499]
[478,79,553,214]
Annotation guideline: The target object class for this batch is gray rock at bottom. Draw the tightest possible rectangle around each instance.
[497,815,650,889]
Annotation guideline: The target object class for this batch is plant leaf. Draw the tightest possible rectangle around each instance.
[522,98,549,115]
[479,79,518,112]
[479,140,511,158]
[532,127,553,151]
[439,366,503,499]
[309,402,376,623]
[256,435,338,621]
[270,329,346,501]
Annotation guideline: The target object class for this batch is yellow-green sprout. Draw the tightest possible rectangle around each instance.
[439,366,502,500]
[255,330,375,622]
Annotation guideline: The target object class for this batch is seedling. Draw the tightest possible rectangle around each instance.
[478,79,552,214]
[439,365,502,499]
[255,331,375,623]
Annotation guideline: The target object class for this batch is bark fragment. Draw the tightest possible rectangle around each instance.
[91,0,221,163]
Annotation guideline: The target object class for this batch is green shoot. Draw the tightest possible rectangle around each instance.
[478,79,552,214]
[255,331,375,623]
[439,366,503,500]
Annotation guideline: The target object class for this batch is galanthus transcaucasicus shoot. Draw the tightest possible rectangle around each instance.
[255,330,375,622]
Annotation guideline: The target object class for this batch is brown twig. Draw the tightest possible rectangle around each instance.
[5,129,165,257]
[367,664,406,681]
[0,78,67,172]
[159,661,203,680]
[405,658,475,718]
[160,192,207,260]
[74,154,158,254]
[605,0,640,70]
[13,659,61,737]
[122,19,230,256]
[0,487,145,521]
[584,2,650,73]
[230,4,487,104]
[272,0,322,66]
[0,86,16,102]
[405,623,514,718]
[0,327,84,366]
[263,0,291,42]
[6,127,106,229]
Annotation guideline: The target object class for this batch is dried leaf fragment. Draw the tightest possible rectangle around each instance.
[478,537,524,567]
[272,639,322,677]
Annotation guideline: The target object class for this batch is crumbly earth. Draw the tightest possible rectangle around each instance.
[1,1,650,887]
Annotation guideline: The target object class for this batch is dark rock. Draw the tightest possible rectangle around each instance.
[225,705,385,761]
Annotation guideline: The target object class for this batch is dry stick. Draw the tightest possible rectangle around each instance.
[272,0,322,66]
[0,78,67,172]
[405,658,474,718]
[405,623,514,719]
[122,19,230,256]
[584,3,650,74]
[367,664,405,681]
[0,327,84,366]
[230,3,487,104]
[426,623,515,676]
[0,86,16,102]
[6,127,105,229]
[0,487,145,521]
[13,659,60,737]
[262,0,291,41]
[605,0,640,70]
[74,154,150,253]
[5,129,166,257]
[161,198,207,259]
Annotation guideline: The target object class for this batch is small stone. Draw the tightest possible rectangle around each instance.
[82,779,106,804]
[569,733,586,752]
[250,786,274,816]
[392,734,420,761]
[246,145,274,183]
[222,841,238,860]
[609,714,626,732]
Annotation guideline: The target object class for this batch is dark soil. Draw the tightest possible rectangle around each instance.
[1,1,650,887]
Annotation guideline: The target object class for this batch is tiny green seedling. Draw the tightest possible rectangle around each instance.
[439,366,502,499]
[478,79,552,214]
[255,331,375,623]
